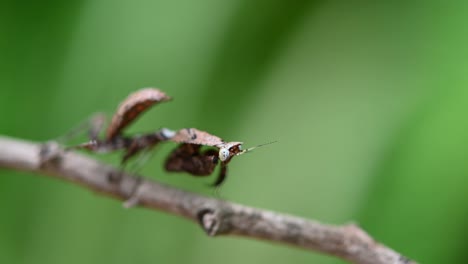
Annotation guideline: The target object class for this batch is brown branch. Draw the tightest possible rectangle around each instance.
[0,135,416,264]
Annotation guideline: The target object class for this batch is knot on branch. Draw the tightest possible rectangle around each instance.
[39,141,63,168]
[196,207,233,236]
[197,208,219,236]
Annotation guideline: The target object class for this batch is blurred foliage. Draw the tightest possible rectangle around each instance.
[1,1,468,264]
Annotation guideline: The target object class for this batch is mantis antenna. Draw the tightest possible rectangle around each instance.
[236,141,278,156]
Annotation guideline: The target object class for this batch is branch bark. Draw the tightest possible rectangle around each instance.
[0,135,416,264]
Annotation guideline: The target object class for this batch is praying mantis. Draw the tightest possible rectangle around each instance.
[70,88,273,187]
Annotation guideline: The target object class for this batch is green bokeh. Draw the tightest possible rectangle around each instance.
[1,1,467,264]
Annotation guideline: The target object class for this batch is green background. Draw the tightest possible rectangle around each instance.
[1,1,467,263]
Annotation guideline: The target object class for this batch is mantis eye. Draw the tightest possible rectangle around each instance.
[219,148,230,161]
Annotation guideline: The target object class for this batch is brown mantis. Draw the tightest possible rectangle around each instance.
[70,88,273,188]
[165,128,275,187]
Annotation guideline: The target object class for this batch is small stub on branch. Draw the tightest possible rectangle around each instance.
[123,176,144,208]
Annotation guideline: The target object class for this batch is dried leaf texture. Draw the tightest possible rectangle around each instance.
[106,88,171,140]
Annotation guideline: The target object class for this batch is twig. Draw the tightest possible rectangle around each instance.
[0,135,416,264]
